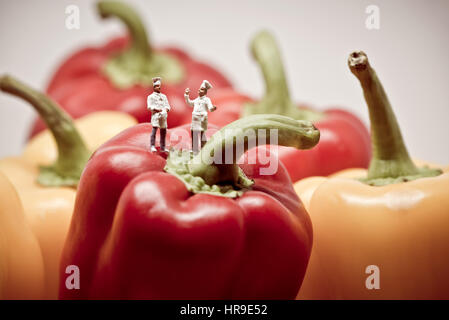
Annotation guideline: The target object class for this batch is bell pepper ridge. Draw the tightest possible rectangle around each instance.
[243,31,323,122]
[97,0,184,88]
[0,75,90,187]
[348,51,441,185]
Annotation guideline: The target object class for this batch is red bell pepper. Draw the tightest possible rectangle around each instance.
[31,1,232,136]
[59,114,320,299]
[208,31,372,182]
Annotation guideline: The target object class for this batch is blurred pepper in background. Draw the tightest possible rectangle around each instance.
[0,75,136,299]
[209,31,371,182]
[31,0,233,137]
[295,51,449,299]
[35,0,371,185]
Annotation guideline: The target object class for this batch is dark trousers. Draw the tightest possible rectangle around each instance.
[191,130,207,153]
[150,127,167,150]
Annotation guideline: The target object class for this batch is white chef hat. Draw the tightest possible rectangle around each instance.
[152,77,161,87]
[200,80,213,90]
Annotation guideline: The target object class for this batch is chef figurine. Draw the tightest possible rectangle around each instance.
[148,77,171,152]
[184,80,217,153]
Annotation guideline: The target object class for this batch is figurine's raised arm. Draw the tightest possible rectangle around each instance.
[184,88,194,107]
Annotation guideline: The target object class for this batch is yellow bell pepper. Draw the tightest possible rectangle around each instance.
[295,52,449,300]
[0,172,45,299]
[0,75,137,299]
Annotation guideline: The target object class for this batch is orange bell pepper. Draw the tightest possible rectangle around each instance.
[295,52,449,300]
[0,172,45,299]
[0,75,136,299]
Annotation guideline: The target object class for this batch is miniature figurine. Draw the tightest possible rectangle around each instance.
[148,77,171,152]
[184,80,217,153]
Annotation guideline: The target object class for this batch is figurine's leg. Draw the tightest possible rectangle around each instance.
[191,130,200,154]
[160,128,167,152]
[200,131,207,149]
[150,127,158,151]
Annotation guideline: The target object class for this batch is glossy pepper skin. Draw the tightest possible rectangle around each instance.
[31,1,232,137]
[295,52,448,300]
[59,114,320,299]
[0,75,137,299]
[208,31,371,183]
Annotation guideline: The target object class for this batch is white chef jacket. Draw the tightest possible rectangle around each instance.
[185,94,215,131]
[147,92,171,128]
[184,95,214,115]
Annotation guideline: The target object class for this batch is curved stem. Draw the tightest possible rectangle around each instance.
[0,75,90,187]
[348,51,441,185]
[252,31,291,106]
[243,31,323,122]
[189,114,320,186]
[97,1,184,88]
[97,0,152,59]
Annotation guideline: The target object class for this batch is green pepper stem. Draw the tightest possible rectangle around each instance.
[97,1,184,88]
[97,0,152,60]
[243,31,323,122]
[188,114,320,186]
[0,75,90,187]
[348,51,441,184]
[252,31,291,109]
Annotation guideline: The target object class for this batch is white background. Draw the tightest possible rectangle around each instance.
[1,0,448,163]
